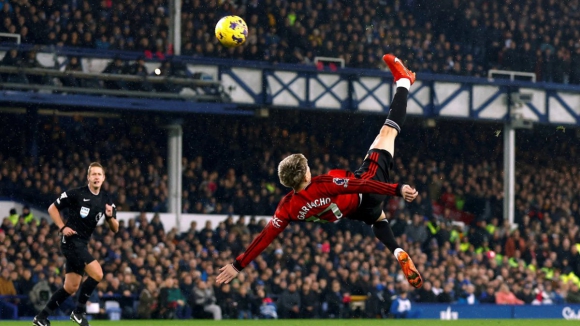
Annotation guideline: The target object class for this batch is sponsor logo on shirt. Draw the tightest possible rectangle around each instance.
[271,216,283,228]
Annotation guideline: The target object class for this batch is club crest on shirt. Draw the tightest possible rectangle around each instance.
[332,178,349,187]
[80,206,90,218]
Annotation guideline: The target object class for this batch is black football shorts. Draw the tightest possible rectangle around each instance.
[349,148,394,225]
[60,236,95,275]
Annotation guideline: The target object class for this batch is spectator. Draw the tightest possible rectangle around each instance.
[257,291,278,319]
[119,272,139,319]
[20,206,35,225]
[479,285,497,304]
[516,283,536,304]
[389,288,419,319]
[7,208,18,226]
[0,268,16,295]
[405,214,428,245]
[495,284,524,305]
[102,56,128,90]
[126,56,153,92]
[193,280,222,320]
[277,283,301,319]
[322,280,344,318]
[61,57,83,88]
[437,282,455,303]
[214,282,235,319]
[21,50,47,85]
[414,281,437,303]
[136,278,158,319]
[232,286,253,319]
[567,284,580,303]
[457,284,479,305]
[299,282,319,318]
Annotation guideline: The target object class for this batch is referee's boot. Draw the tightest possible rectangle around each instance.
[70,311,90,326]
[383,54,416,85]
[32,315,51,326]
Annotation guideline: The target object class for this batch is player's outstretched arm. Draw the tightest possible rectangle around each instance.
[216,264,238,284]
[400,184,418,202]
[319,175,418,202]
[216,216,288,284]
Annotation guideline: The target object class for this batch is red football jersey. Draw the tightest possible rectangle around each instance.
[233,169,402,270]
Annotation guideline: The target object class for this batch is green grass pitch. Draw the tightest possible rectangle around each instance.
[3,320,578,326]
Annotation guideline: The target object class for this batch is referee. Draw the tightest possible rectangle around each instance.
[33,163,119,326]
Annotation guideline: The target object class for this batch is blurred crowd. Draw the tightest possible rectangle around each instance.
[0,0,170,55]
[1,111,580,319]
[0,0,579,83]
[186,0,580,82]
[1,202,580,320]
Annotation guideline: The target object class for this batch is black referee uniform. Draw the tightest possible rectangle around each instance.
[55,185,116,275]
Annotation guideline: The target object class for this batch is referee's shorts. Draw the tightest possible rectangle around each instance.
[60,235,95,275]
[349,148,394,225]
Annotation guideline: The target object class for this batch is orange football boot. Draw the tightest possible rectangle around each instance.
[383,54,416,85]
[397,250,423,288]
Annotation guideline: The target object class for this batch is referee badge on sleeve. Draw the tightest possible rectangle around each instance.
[80,207,90,218]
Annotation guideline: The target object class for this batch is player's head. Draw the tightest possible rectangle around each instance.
[278,153,310,190]
[87,162,105,189]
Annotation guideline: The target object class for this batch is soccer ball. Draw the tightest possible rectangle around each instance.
[215,16,248,48]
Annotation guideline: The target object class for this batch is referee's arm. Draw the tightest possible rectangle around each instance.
[48,204,65,230]
[105,204,119,233]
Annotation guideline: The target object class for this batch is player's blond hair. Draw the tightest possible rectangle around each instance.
[87,162,105,176]
[278,154,308,189]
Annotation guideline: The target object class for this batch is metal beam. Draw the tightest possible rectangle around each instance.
[0,83,219,101]
[0,66,220,87]
[169,0,182,55]
[503,124,516,225]
[167,123,183,231]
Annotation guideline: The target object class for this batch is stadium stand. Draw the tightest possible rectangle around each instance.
[1,111,580,319]
[0,0,577,81]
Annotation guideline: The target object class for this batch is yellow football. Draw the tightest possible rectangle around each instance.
[215,15,248,48]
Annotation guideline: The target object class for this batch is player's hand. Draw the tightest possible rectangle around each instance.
[216,264,239,284]
[401,185,418,202]
[62,226,77,236]
[105,204,113,218]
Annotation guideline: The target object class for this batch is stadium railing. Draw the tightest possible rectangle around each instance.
[0,66,228,102]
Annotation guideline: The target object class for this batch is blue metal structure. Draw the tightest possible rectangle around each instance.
[1,44,579,125]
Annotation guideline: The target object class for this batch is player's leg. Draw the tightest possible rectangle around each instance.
[369,55,422,288]
[368,54,416,157]
[34,272,82,326]
[70,260,103,326]
[374,212,423,288]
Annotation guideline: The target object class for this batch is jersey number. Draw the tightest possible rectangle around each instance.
[305,203,343,223]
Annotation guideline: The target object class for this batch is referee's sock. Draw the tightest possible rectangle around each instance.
[384,87,409,134]
[372,218,400,254]
[38,288,72,318]
[74,277,100,314]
